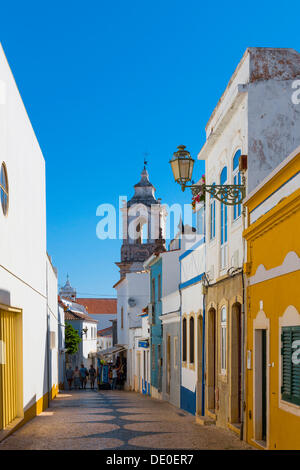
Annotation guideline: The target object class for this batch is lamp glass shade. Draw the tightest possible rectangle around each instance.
[179,158,194,183]
[170,158,180,182]
[170,145,194,186]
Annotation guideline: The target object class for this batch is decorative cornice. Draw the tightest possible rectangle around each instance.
[249,251,300,286]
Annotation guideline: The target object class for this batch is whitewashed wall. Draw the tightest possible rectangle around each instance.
[181,244,205,397]
[0,43,55,413]
[47,256,59,394]
[199,48,300,283]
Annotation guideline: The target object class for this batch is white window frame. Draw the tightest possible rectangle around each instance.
[233,150,242,221]
[221,306,227,375]
[210,195,216,241]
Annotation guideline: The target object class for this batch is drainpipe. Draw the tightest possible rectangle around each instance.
[201,205,207,417]
[201,293,206,416]
[179,261,182,409]
[46,262,51,407]
[240,203,247,441]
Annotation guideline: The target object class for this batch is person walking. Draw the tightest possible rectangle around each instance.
[66,366,74,390]
[112,366,118,390]
[74,366,81,390]
[79,363,88,389]
[89,364,96,390]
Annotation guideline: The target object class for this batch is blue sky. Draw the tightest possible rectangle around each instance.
[1,0,299,296]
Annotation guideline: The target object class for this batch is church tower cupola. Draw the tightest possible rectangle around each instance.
[59,275,76,301]
[116,166,167,278]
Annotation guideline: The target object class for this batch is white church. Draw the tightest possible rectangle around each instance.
[113,166,167,391]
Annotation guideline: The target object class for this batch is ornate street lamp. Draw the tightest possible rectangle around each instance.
[170,145,246,206]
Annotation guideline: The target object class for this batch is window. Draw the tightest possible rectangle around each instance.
[152,344,155,369]
[189,316,195,364]
[281,326,300,406]
[151,278,155,303]
[142,222,148,244]
[174,337,178,369]
[151,278,156,324]
[135,223,141,244]
[0,163,8,215]
[233,150,242,220]
[220,167,228,268]
[182,318,187,362]
[221,306,227,374]
[158,274,161,302]
[197,205,205,237]
[121,307,124,329]
[210,183,216,240]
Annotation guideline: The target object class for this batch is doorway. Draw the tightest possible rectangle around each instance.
[254,328,267,444]
[207,308,216,411]
[0,307,22,431]
[197,315,203,414]
[230,302,242,423]
[166,335,171,395]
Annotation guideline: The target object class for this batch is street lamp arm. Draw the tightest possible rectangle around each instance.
[189,183,246,206]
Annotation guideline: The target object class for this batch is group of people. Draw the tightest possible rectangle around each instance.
[107,357,126,390]
[65,357,127,391]
[66,364,96,390]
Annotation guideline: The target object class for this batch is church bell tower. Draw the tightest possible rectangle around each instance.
[116,166,166,278]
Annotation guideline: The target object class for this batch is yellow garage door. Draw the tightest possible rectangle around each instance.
[0,309,18,430]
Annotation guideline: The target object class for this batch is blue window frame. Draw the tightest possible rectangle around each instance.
[233,150,242,220]
[220,167,227,246]
[210,183,216,240]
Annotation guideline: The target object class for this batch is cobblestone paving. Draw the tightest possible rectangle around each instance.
[0,389,253,450]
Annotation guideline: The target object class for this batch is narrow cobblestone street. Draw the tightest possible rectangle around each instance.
[0,390,253,450]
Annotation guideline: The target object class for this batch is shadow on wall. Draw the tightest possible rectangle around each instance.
[0,290,11,306]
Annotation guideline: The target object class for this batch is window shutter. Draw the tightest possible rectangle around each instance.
[281,326,300,406]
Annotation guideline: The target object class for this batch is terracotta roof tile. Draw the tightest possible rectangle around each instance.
[76,298,117,315]
[65,310,98,323]
[97,327,113,336]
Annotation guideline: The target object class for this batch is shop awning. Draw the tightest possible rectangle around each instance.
[97,345,127,357]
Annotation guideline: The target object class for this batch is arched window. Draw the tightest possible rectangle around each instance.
[121,307,124,329]
[210,182,216,240]
[220,167,228,268]
[233,150,242,220]
[189,316,195,364]
[182,318,187,362]
[142,222,148,243]
[135,223,142,244]
[0,162,8,215]
[221,306,227,374]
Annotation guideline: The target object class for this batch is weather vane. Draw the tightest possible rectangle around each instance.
[143,152,149,169]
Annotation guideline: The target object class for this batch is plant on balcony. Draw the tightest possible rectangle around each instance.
[191,175,206,210]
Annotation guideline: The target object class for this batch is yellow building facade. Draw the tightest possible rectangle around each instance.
[243,147,300,450]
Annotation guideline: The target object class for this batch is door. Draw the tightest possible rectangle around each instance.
[158,344,162,392]
[167,335,171,395]
[0,309,18,430]
[137,352,141,392]
[230,303,242,423]
[207,308,216,411]
[197,316,203,414]
[261,330,267,441]
[254,328,267,443]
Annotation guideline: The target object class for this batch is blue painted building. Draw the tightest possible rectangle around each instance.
[145,255,163,399]
[179,208,206,416]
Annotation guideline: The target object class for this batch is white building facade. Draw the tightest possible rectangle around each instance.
[197,47,300,430]
[114,271,150,390]
[0,43,59,438]
[62,298,98,369]
[179,219,206,416]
